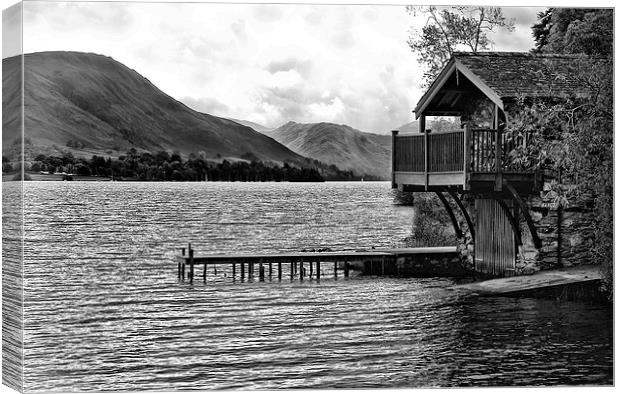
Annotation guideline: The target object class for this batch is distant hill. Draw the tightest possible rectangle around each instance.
[266,121,391,179]
[229,118,273,133]
[2,51,308,164]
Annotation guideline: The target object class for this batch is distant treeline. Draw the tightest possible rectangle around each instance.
[15,149,368,182]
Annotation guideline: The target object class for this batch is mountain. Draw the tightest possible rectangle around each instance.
[265,121,391,179]
[229,118,273,133]
[2,51,307,164]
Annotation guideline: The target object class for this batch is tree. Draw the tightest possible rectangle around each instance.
[506,10,613,299]
[407,6,514,86]
[532,8,613,57]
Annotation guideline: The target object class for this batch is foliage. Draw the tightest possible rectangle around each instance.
[23,149,376,182]
[407,6,514,86]
[504,57,613,299]
[532,8,613,57]
[404,193,456,247]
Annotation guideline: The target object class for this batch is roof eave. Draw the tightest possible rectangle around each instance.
[414,57,505,119]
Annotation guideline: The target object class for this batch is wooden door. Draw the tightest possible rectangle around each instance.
[474,198,516,276]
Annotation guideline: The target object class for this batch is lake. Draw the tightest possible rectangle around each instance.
[11,181,614,390]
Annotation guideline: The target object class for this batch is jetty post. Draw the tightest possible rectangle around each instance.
[299,258,304,281]
[278,262,282,281]
[232,262,236,281]
[269,261,273,280]
[334,261,338,279]
[316,260,321,280]
[241,262,245,282]
[344,257,349,278]
[188,245,194,283]
[259,259,265,282]
[290,261,294,280]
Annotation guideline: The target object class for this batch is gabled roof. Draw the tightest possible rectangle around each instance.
[415,51,600,118]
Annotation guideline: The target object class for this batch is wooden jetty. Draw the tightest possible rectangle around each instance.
[454,265,602,299]
[176,244,457,283]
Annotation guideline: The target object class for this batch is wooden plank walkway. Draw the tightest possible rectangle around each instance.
[175,244,458,283]
[454,265,602,297]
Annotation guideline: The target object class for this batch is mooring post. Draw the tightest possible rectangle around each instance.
[241,262,245,282]
[232,263,236,281]
[309,260,313,278]
[344,257,349,278]
[249,261,254,281]
[334,261,338,280]
[203,262,207,283]
[259,259,265,282]
[316,260,320,280]
[299,259,304,281]
[189,247,194,284]
[278,262,282,281]
[290,261,294,280]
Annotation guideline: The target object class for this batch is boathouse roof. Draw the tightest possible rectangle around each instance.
[415,51,600,118]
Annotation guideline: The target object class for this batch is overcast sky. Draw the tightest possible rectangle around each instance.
[12,1,546,133]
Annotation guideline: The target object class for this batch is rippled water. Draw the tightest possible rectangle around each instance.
[18,181,612,391]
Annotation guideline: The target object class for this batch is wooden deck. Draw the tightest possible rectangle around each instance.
[175,245,458,283]
[454,265,602,297]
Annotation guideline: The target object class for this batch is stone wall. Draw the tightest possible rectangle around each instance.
[351,251,471,278]
[520,189,596,274]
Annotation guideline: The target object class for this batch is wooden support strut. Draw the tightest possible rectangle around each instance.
[446,190,475,242]
[505,183,542,248]
[492,196,523,247]
[435,192,463,238]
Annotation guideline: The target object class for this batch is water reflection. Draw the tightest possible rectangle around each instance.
[19,181,612,390]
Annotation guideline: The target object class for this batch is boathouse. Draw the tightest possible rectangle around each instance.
[392,52,598,277]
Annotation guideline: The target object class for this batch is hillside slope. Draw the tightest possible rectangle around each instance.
[2,51,306,164]
[266,121,391,179]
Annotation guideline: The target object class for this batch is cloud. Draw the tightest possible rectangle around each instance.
[181,96,230,116]
[21,2,541,133]
[265,57,312,76]
[253,5,283,22]
[2,3,22,59]
[231,19,247,43]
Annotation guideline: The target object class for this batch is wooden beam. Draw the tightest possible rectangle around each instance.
[447,191,475,242]
[421,115,428,191]
[505,184,542,248]
[391,130,399,188]
[492,197,523,247]
[435,192,463,238]
[494,104,503,191]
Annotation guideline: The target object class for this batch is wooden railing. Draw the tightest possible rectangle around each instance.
[428,131,464,172]
[471,128,496,172]
[393,134,425,172]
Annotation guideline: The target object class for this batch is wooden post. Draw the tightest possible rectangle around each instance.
[259,260,265,282]
[269,261,273,280]
[381,256,385,276]
[463,124,471,191]
[391,129,399,188]
[299,259,304,281]
[232,263,236,281]
[241,262,245,282]
[334,261,338,280]
[344,257,349,278]
[203,263,207,283]
[249,262,254,281]
[278,262,282,281]
[188,248,194,284]
[290,261,294,280]
[309,260,313,278]
[421,115,428,191]
[316,261,321,280]
[494,104,503,191]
